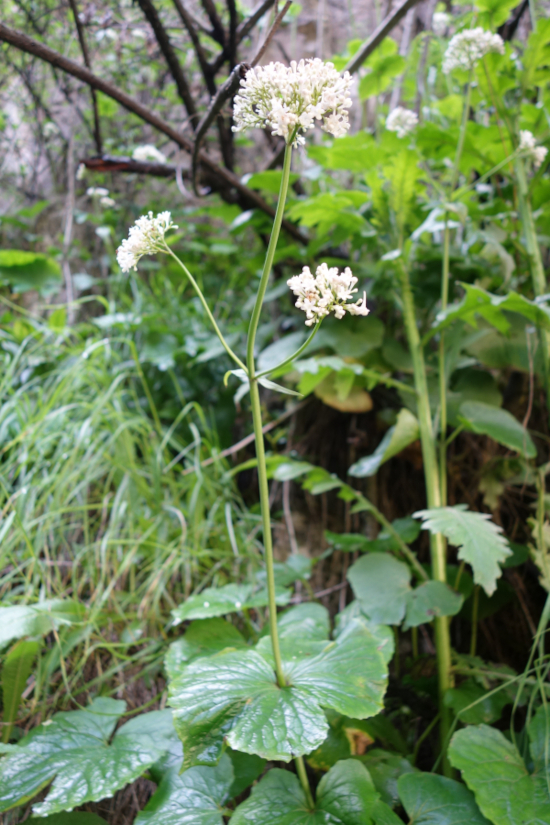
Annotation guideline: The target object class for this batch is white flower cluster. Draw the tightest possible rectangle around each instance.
[519,130,548,168]
[76,163,86,180]
[86,186,115,208]
[386,107,418,138]
[132,144,167,164]
[432,11,451,37]
[287,263,369,326]
[232,59,353,146]
[116,211,176,272]
[442,27,504,73]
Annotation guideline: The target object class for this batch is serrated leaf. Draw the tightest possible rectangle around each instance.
[0,699,176,816]
[448,723,550,824]
[398,772,491,825]
[347,554,412,624]
[403,581,463,630]
[414,505,511,596]
[135,753,233,825]
[0,600,86,647]
[1,640,39,743]
[231,759,379,825]
[169,621,388,767]
[165,618,247,679]
[433,283,550,335]
[458,401,536,459]
[171,584,291,622]
[349,409,419,477]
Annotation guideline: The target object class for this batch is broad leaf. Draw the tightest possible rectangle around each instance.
[449,722,550,824]
[0,698,176,816]
[231,759,379,825]
[347,555,411,624]
[403,581,463,630]
[0,600,85,647]
[398,772,490,825]
[135,753,233,825]
[361,750,417,809]
[349,409,419,478]
[165,618,247,679]
[169,621,388,767]
[414,506,511,595]
[276,603,331,641]
[458,401,536,459]
[1,640,39,743]
[0,250,62,295]
[171,584,291,622]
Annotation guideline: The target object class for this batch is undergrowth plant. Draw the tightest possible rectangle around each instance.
[0,6,549,825]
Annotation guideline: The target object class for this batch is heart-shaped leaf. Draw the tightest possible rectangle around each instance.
[172,584,291,623]
[169,621,388,767]
[398,772,491,825]
[230,759,380,825]
[0,699,176,816]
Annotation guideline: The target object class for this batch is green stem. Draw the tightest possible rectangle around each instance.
[295,755,315,808]
[165,247,247,372]
[397,259,452,775]
[247,143,294,370]
[249,379,286,688]
[438,219,451,506]
[255,319,321,379]
[514,156,550,418]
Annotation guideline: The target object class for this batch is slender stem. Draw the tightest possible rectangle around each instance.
[247,143,294,373]
[450,80,472,192]
[514,156,550,419]
[397,258,453,775]
[165,247,247,372]
[255,320,322,379]
[438,219,451,506]
[249,379,285,686]
[295,755,315,808]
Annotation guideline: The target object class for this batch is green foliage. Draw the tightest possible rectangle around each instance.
[171,583,291,622]
[414,506,512,595]
[0,250,62,295]
[1,640,39,743]
[169,621,388,768]
[448,709,550,823]
[0,699,176,816]
[398,773,490,825]
[349,408,419,477]
[0,600,85,647]
[458,401,536,458]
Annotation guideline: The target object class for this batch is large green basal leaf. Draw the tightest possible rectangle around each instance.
[169,621,388,767]
[230,760,379,825]
[414,505,511,596]
[171,584,291,622]
[398,772,491,825]
[347,554,411,625]
[135,753,234,825]
[0,600,86,647]
[0,698,176,816]
[458,401,536,459]
[448,722,550,824]
[0,250,62,295]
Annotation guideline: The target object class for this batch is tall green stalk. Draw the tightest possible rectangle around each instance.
[514,156,550,417]
[398,259,453,775]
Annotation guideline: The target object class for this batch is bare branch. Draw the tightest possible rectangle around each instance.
[343,0,422,75]
[67,0,102,153]
[81,155,180,178]
[226,0,238,67]
[236,0,276,45]
[200,0,226,45]
[250,0,292,67]
[171,0,215,94]
[136,0,198,125]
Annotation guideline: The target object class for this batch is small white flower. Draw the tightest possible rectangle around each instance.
[86,186,110,198]
[232,59,353,146]
[100,196,116,208]
[287,263,369,326]
[386,107,418,138]
[132,144,167,164]
[76,163,86,180]
[432,11,451,37]
[43,121,59,137]
[442,27,504,74]
[116,211,177,272]
[519,130,548,168]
